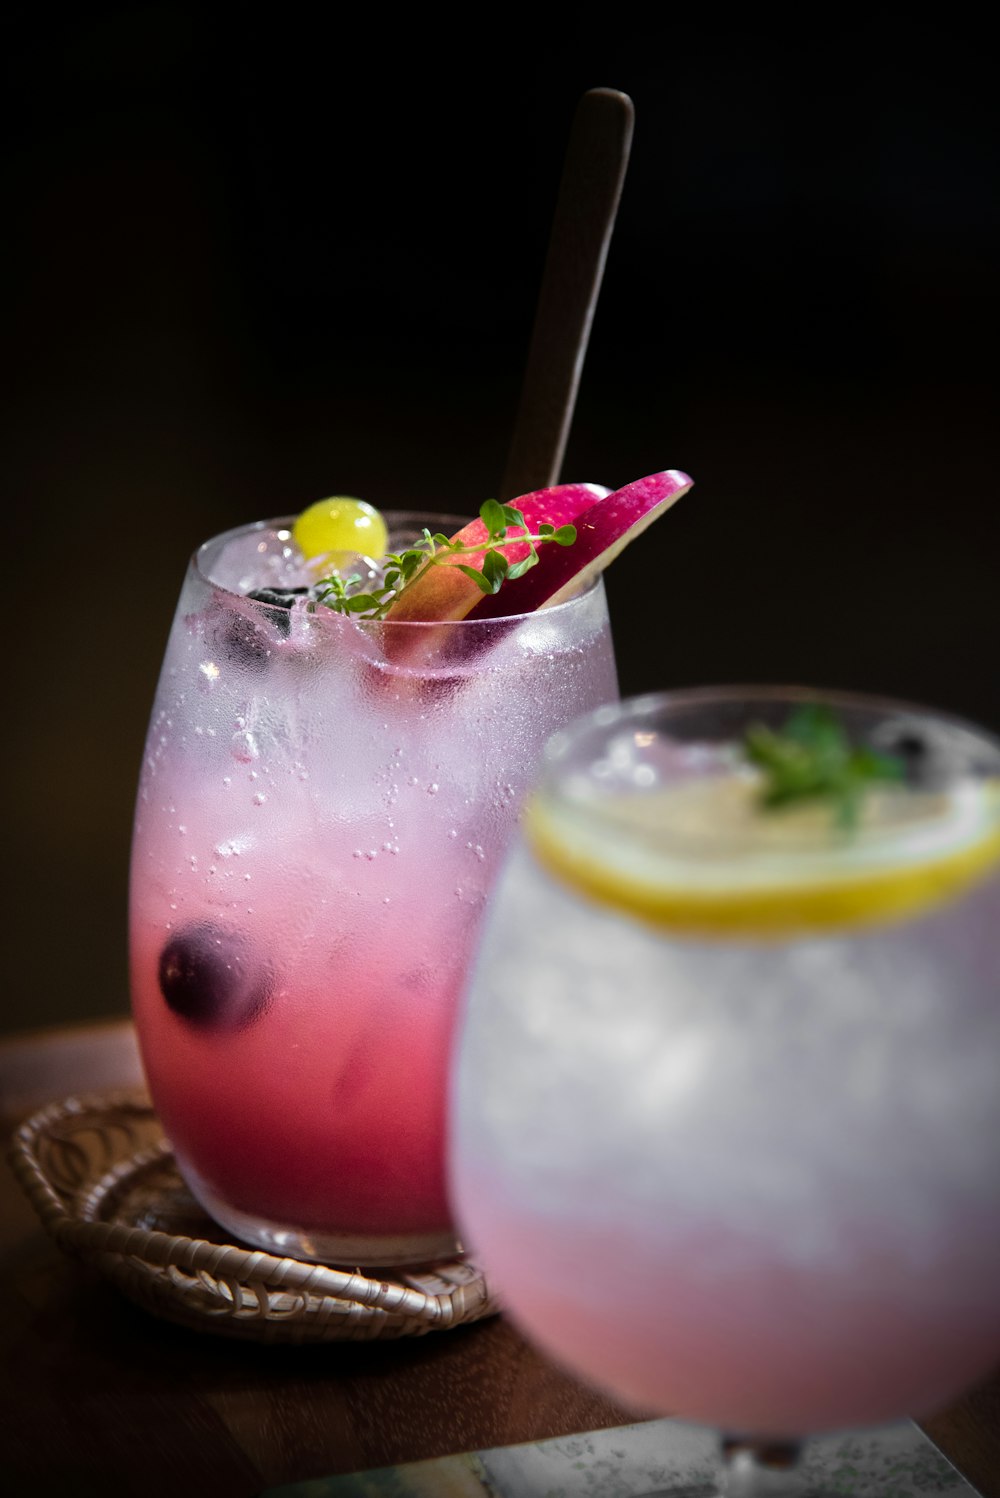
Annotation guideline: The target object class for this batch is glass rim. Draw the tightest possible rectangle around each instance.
[543,683,1000,759]
[535,683,1000,859]
[192,513,605,629]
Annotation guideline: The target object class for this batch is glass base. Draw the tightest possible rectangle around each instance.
[641,1437,802,1497]
[179,1157,461,1268]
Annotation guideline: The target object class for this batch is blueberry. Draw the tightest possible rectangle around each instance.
[213,587,310,669]
[873,716,966,790]
[159,924,273,1030]
[222,610,272,668]
[246,587,309,639]
[895,732,928,763]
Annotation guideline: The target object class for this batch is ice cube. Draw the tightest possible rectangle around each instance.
[207,525,312,594]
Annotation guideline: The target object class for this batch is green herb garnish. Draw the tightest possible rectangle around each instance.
[312,501,576,621]
[744,703,905,828]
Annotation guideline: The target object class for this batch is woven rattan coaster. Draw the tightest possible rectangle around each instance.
[9,1091,498,1343]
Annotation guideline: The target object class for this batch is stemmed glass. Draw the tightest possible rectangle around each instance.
[449,687,1000,1492]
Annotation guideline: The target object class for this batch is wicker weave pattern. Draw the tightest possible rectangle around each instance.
[9,1091,498,1343]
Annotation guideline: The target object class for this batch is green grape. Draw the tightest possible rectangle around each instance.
[292,496,388,565]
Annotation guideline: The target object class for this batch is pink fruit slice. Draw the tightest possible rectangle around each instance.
[466,469,693,620]
[384,482,610,624]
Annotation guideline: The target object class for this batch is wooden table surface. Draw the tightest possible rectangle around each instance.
[2,1020,998,1498]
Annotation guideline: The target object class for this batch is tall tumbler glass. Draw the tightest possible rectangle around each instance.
[451,687,1000,1489]
[129,512,618,1266]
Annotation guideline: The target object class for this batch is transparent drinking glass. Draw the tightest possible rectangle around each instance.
[129,512,618,1266]
[450,687,1000,1491]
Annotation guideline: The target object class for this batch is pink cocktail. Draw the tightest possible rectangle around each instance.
[130,511,618,1265]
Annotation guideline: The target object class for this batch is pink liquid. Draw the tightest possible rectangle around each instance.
[130,526,617,1261]
[131,919,458,1236]
[460,1188,1000,1432]
[132,805,485,1242]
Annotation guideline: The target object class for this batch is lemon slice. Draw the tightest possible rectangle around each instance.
[526,774,1000,938]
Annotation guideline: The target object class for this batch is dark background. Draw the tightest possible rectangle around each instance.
[4,9,998,1035]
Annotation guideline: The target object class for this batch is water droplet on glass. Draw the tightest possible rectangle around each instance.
[214,837,252,858]
[232,730,259,763]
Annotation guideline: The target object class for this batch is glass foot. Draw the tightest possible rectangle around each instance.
[640,1436,803,1496]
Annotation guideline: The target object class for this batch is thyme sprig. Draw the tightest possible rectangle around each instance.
[312,500,576,621]
[745,704,905,828]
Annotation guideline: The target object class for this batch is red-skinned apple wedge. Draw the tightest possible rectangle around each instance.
[384,482,610,624]
[465,469,693,619]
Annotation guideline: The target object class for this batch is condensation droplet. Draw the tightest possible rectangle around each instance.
[232,730,259,763]
[253,792,267,806]
[427,782,439,795]
[214,837,252,859]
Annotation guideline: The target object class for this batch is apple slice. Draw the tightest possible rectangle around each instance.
[466,469,693,619]
[383,482,610,624]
